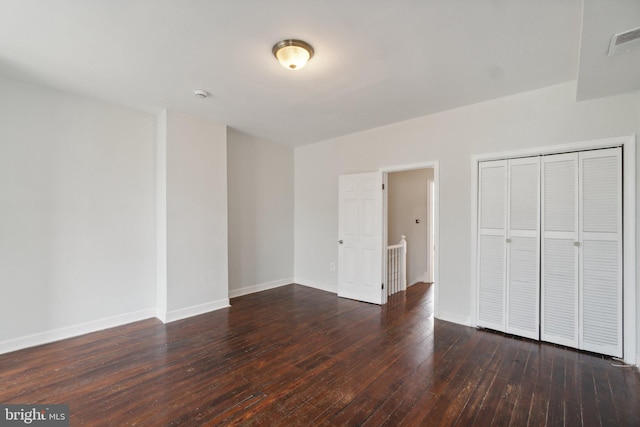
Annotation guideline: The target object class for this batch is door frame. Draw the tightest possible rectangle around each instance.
[380,161,440,311]
[470,135,636,364]
[427,178,435,283]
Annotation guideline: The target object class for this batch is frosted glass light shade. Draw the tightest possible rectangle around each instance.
[272,40,314,70]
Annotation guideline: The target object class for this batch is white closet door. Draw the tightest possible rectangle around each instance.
[579,148,622,357]
[477,160,507,331]
[541,153,579,348]
[506,157,540,339]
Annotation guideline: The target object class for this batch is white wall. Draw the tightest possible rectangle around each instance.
[163,111,229,320]
[294,81,640,333]
[0,78,231,349]
[227,129,294,297]
[2,73,638,361]
[0,76,156,351]
[388,168,433,285]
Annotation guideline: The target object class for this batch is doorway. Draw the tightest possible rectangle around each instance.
[387,168,434,286]
[381,162,439,309]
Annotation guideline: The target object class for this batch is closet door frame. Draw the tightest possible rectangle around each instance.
[470,135,636,364]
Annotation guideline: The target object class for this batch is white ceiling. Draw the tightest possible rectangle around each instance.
[0,0,632,147]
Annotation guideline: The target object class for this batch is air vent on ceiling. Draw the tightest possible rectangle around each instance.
[608,27,640,56]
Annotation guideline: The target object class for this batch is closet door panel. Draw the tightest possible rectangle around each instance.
[509,161,539,231]
[478,235,506,329]
[582,153,618,233]
[579,148,622,357]
[507,236,539,338]
[477,161,507,331]
[480,163,507,230]
[542,238,578,346]
[582,240,620,355]
[541,154,579,348]
[506,158,540,339]
[543,158,577,232]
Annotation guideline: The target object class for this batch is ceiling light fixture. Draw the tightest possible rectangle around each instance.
[272,39,314,70]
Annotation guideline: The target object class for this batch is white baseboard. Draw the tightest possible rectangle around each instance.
[0,308,157,355]
[409,275,425,287]
[435,310,473,327]
[155,306,167,323]
[162,298,230,323]
[229,278,293,298]
[294,278,337,294]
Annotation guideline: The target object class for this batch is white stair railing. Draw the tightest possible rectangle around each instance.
[386,235,407,296]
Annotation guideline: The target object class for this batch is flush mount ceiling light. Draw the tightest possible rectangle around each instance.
[272,39,314,70]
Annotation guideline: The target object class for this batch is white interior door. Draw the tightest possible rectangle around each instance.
[506,157,540,340]
[338,172,383,305]
[541,149,623,357]
[579,148,622,357]
[541,153,579,348]
[477,160,507,332]
[477,145,625,358]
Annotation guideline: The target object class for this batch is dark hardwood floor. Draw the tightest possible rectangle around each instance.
[1,283,639,426]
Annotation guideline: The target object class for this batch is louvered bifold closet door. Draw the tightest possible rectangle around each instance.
[541,153,579,348]
[477,160,507,332]
[579,148,622,357]
[506,157,540,340]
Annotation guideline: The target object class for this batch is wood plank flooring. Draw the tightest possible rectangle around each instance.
[1,283,639,426]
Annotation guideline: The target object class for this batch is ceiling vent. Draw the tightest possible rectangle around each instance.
[608,27,640,56]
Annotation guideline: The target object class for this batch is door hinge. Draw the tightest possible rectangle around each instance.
[382,183,385,190]
[381,283,384,289]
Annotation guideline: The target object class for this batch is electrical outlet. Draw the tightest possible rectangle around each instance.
[330,262,336,271]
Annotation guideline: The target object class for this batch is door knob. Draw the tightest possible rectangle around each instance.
[339,240,343,244]
[574,241,581,247]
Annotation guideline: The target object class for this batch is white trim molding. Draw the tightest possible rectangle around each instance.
[155,110,168,322]
[437,311,473,327]
[294,278,337,294]
[409,276,426,288]
[229,278,294,298]
[161,299,230,324]
[0,308,157,355]
[470,135,636,364]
